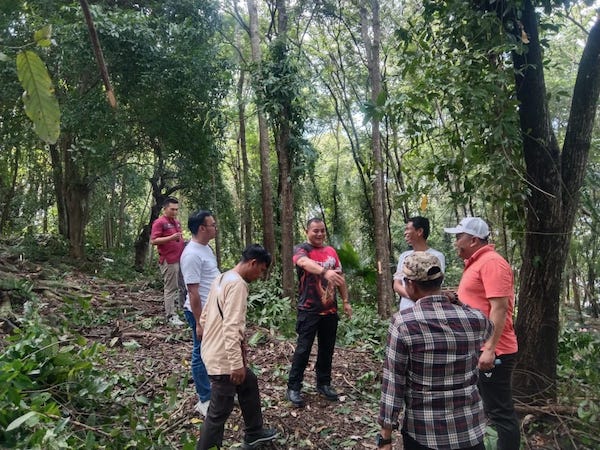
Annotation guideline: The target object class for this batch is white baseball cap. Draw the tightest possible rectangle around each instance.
[444,217,490,239]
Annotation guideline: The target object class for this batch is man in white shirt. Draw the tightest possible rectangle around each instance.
[180,210,220,416]
[393,216,445,311]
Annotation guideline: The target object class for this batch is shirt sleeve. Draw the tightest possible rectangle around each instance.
[292,244,309,265]
[150,218,163,240]
[222,281,248,371]
[378,318,408,429]
[480,258,513,299]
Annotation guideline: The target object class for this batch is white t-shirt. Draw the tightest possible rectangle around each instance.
[180,241,220,311]
[393,247,446,311]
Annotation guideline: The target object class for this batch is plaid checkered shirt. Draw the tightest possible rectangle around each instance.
[378,295,493,449]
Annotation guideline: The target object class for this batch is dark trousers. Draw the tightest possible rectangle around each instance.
[287,311,338,391]
[196,368,263,450]
[478,352,521,450]
[402,431,485,450]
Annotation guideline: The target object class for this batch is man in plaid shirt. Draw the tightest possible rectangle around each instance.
[377,252,493,450]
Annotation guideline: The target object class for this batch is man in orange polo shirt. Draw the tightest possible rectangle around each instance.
[445,217,520,450]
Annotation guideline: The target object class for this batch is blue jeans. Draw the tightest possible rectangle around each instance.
[184,310,211,402]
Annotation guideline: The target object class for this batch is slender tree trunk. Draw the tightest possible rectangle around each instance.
[49,143,67,238]
[247,0,276,259]
[360,1,394,317]
[237,69,252,247]
[273,0,295,301]
[0,147,19,234]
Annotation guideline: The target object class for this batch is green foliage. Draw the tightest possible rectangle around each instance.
[0,301,188,449]
[337,303,388,358]
[555,323,600,447]
[247,273,296,338]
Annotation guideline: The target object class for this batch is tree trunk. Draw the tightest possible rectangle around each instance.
[512,2,600,402]
[49,143,67,238]
[237,68,252,247]
[273,0,295,302]
[0,146,19,234]
[247,0,276,260]
[360,1,394,318]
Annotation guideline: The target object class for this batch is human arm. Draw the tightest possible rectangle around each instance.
[150,219,182,245]
[150,232,182,245]
[221,281,248,377]
[187,283,203,339]
[392,278,409,298]
[295,255,346,287]
[377,427,393,449]
[479,296,509,370]
[336,276,352,318]
[378,320,406,437]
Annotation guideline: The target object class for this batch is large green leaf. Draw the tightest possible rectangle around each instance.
[16,50,60,144]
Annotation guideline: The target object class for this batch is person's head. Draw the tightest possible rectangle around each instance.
[444,217,490,260]
[162,197,180,219]
[402,251,444,300]
[188,210,217,243]
[405,216,430,247]
[305,218,326,248]
[238,244,272,282]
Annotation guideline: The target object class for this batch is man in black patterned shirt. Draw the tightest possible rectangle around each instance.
[377,252,493,450]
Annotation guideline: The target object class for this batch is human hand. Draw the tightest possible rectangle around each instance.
[230,367,246,385]
[196,323,203,340]
[343,301,352,318]
[324,269,345,287]
[478,348,496,371]
[441,289,462,306]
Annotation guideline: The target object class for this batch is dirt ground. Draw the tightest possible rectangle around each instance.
[2,251,595,449]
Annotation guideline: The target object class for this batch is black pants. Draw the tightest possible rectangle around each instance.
[478,352,521,450]
[402,431,485,450]
[287,311,338,391]
[196,368,263,450]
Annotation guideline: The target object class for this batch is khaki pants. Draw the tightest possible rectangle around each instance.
[160,261,180,317]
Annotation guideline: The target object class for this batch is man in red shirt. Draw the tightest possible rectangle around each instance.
[151,197,186,326]
[444,217,520,450]
[286,218,352,408]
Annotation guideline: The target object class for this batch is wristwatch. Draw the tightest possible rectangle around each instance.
[376,433,392,447]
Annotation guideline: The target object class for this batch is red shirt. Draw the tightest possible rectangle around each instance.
[457,245,518,355]
[150,215,185,264]
[292,243,342,315]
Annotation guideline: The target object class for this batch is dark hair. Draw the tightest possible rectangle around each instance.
[413,274,444,290]
[188,210,213,235]
[306,217,324,228]
[241,244,272,266]
[163,197,179,208]
[408,216,430,239]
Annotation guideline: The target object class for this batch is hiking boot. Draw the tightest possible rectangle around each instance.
[244,428,278,447]
[286,389,305,408]
[317,385,339,401]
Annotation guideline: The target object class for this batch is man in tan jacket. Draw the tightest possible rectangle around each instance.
[196,244,278,450]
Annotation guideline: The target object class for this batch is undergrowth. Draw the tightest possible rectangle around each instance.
[0,298,196,449]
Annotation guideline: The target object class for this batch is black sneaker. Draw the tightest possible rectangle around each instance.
[286,389,305,408]
[244,428,279,446]
[317,385,339,401]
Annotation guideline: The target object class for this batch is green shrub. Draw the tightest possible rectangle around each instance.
[0,301,191,449]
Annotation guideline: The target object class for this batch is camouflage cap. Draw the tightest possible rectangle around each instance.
[402,251,443,282]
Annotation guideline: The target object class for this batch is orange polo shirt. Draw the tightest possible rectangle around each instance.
[457,245,518,355]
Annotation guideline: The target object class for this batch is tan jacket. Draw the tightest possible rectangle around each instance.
[200,270,247,375]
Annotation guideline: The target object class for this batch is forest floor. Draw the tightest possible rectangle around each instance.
[1,244,597,449]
